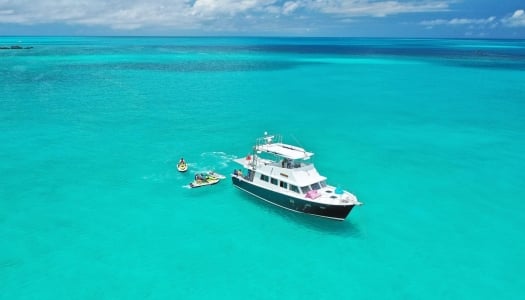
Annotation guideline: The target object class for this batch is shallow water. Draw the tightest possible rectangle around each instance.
[1,37,524,299]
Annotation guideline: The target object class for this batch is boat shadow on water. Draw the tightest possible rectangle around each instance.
[238,193,362,237]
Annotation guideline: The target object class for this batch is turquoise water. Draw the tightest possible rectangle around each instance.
[1,37,524,299]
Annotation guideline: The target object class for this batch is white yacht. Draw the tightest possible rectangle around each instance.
[232,133,362,221]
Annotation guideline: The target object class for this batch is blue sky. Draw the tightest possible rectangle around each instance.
[0,0,524,38]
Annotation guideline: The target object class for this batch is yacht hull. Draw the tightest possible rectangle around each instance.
[232,176,354,220]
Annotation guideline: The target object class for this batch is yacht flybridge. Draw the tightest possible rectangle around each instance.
[232,133,362,221]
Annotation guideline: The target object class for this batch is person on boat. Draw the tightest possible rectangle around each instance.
[282,158,292,169]
[195,173,204,182]
[179,157,185,165]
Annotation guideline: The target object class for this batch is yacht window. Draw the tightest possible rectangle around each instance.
[301,186,310,194]
[320,181,327,188]
[260,174,269,182]
[290,185,300,193]
[280,181,288,189]
[270,178,278,185]
[311,182,321,190]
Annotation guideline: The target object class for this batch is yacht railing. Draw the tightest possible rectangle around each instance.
[255,133,282,148]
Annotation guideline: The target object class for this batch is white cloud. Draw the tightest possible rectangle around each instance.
[0,0,455,32]
[421,9,525,31]
[0,0,282,29]
[420,16,496,27]
[0,9,15,15]
[283,1,300,15]
[191,0,277,17]
[0,1,203,29]
[308,0,450,17]
[502,9,525,27]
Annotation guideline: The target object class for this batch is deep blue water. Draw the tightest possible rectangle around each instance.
[1,37,524,299]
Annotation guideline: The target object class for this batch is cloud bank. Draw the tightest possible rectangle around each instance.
[420,8,525,34]
[0,0,451,31]
[502,9,525,27]
[420,17,496,27]
[1,1,523,37]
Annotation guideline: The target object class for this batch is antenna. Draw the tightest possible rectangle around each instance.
[291,134,310,159]
[291,134,304,149]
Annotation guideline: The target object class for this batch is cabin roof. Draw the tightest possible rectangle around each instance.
[256,143,314,160]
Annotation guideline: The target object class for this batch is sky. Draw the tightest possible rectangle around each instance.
[0,0,524,38]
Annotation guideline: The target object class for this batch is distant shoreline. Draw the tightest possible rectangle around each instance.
[0,45,33,50]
